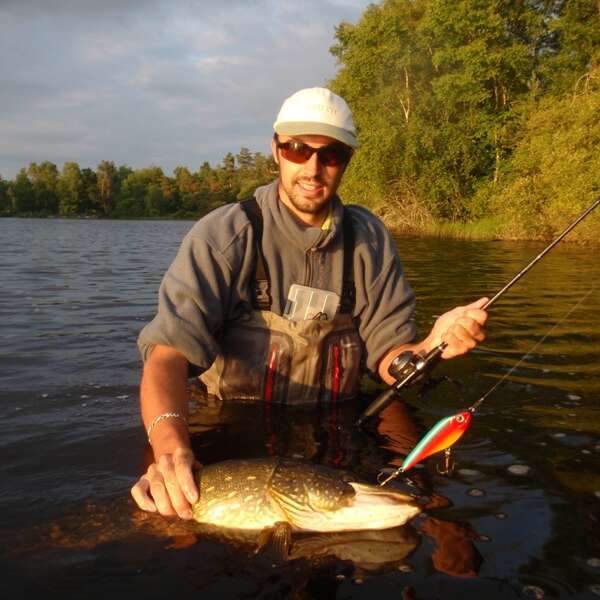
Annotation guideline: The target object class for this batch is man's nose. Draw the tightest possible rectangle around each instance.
[302,151,322,177]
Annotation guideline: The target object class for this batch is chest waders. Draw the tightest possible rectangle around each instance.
[199,197,363,405]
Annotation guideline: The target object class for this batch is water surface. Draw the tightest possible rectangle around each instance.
[1,217,599,599]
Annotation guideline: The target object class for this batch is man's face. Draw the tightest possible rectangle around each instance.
[271,134,350,226]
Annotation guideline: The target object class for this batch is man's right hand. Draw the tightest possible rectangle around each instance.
[132,344,199,519]
[130,447,200,519]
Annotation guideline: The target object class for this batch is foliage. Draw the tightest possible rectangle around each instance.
[3,0,598,241]
[3,151,276,220]
[329,0,599,240]
[0,175,8,214]
[480,66,600,241]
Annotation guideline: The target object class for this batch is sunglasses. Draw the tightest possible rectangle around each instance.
[274,136,352,167]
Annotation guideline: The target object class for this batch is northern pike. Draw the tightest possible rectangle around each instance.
[192,457,420,552]
[5,459,420,567]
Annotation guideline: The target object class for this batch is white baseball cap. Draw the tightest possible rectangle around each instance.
[273,87,358,148]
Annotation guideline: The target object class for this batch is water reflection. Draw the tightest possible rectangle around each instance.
[1,220,599,598]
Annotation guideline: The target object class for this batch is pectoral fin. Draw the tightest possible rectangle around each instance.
[254,521,293,559]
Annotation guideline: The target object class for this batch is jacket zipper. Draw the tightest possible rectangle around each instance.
[304,250,313,287]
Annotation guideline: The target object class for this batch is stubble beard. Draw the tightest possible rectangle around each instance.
[282,176,332,216]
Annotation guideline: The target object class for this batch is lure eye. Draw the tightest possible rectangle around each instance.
[456,415,465,423]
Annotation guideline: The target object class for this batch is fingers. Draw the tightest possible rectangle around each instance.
[173,448,199,504]
[469,296,489,311]
[130,450,200,520]
[130,476,157,513]
[157,454,194,519]
[439,299,488,359]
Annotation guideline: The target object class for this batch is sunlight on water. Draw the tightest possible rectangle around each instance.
[1,220,599,599]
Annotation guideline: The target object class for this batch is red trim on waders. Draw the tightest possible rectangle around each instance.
[264,345,278,403]
[331,344,341,404]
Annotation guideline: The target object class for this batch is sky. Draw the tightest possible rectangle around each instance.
[0,0,373,179]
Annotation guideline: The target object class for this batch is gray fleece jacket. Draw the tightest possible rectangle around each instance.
[138,180,417,375]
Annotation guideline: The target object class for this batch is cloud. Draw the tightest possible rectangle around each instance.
[0,0,370,178]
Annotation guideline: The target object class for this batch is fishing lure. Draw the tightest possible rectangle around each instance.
[379,411,471,485]
[379,283,596,487]
[375,197,600,487]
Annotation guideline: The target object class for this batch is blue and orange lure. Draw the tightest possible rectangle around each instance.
[379,410,472,486]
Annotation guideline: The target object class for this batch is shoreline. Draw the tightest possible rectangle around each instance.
[3,211,598,244]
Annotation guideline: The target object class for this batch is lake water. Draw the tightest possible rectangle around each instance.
[1,217,599,599]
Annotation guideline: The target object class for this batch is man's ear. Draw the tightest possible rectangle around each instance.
[271,137,279,165]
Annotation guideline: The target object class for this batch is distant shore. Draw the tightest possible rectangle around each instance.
[3,210,598,244]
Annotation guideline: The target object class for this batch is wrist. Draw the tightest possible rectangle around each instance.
[147,414,190,458]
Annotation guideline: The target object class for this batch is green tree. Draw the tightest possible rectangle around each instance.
[330,0,566,220]
[236,151,277,199]
[543,0,600,93]
[11,169,35,213]
[115,167,175,217]
[115,171,146,217]
[57,162,84,216]
[97,160,118,216]
[236,147,254,171]
[81,168,101,214]
[174,166,209,215]
[27,161,59,214]
[0,174,11,214]
[481,65,600,241]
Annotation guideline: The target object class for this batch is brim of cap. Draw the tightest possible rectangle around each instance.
[274,121,358,149]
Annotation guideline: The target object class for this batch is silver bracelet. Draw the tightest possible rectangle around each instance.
[146,412,187,443]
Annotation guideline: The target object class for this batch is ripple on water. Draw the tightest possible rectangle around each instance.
[521,585,545,599]
[508,464,531,476]
[587,558,600,568]
[457,468,481,478]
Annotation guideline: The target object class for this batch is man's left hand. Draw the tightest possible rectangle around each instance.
[428,297,488,359]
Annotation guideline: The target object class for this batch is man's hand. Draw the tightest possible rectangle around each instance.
[131,344,199,519]
[428,297,488,359]
[130,447,200,519]
[378,298,489,384]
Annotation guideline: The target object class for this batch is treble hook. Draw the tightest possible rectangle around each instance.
[436,448,455,476]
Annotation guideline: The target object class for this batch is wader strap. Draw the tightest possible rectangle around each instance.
[240,197,271,310]
[239,196,356,313]
[340,209,356,314]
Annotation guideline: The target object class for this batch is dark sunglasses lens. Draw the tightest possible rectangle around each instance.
[279,140,351,166]
[280,142,313,164]
[318,145,350,166]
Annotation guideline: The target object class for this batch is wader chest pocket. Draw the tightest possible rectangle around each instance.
[217,325,292,402]
[320,329,362,403]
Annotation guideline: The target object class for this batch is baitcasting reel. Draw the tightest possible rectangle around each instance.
[355,344,445,427]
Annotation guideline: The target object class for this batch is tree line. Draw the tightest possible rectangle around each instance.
[0,149,277,219]
[2,0,598,240]
[329,0,599,241]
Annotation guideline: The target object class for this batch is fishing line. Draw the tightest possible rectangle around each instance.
[378,284,596,486]
[469,285,597,413]
[358,196,600,427]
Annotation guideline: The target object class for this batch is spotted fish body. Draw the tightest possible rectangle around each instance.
[192,458,420,532]
[400,411,472,473]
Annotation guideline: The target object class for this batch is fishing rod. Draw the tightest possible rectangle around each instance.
[357,195,600,429]
[378,284,596,486]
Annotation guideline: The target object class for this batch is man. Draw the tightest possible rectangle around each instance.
[130,87,487,519]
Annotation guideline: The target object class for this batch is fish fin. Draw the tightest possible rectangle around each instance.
[254,521,293,560]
